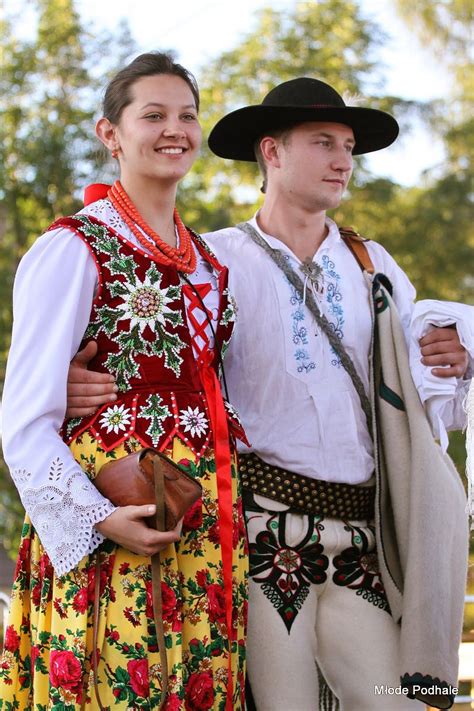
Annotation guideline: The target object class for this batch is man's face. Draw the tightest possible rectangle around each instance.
[271,121,355,211]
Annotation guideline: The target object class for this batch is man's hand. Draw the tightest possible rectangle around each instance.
[419,326,469,378]
[95,505,182,556]
[66,341,117,418]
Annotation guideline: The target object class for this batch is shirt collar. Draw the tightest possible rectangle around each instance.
[248,212,342,262]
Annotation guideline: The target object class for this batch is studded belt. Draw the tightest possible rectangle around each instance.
[239,452,375,520]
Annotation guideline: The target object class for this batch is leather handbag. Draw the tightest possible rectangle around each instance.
[92,449,202,709]
[94,448,202,529]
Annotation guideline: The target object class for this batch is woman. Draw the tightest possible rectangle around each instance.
[0,52,248,710]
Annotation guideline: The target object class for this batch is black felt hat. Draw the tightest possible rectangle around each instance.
[208,77,399,160]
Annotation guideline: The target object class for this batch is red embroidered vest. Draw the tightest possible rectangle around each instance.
[50,214,246,457]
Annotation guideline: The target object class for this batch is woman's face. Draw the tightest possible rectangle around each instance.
[112,73,202,187]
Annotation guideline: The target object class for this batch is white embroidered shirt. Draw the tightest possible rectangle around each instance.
[204,216,470,484]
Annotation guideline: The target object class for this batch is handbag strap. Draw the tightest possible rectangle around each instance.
[91,458,169,710]
[92,551,107,710]
[152,456,169,707]
[236,221,373,435]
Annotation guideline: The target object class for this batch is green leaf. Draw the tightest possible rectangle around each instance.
[115,666,130,684]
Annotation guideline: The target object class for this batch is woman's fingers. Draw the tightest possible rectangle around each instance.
[95,505,181,556]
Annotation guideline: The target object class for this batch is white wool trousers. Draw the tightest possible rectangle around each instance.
[245,507,425,711]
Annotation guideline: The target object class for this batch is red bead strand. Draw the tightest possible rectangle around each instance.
[107,181,197,273]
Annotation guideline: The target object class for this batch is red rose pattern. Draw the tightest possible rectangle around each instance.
[72,587,88,614]
[127,658,149,698]
[3,626,20,653]
[196,569,208,587]
[0,451,247,709]
[14,538,31,578]
[182,498,203,531]
[208,522,220,545]
[185,672,214,711]
[206,584,226,624]
[49,650,83,700]
[164,692,182,711]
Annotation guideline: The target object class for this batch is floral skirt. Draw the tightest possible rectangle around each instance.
[0,435,248,710]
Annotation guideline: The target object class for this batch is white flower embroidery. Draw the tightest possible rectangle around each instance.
[179,406,209,437]
[121,274,174,334]
[99,404,132,434]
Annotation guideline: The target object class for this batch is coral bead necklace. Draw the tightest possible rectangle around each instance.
[108,180,197,273]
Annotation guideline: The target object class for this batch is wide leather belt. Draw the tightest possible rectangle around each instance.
[239,452,375,520]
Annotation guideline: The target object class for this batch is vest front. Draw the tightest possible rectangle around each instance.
[50,214,246,458]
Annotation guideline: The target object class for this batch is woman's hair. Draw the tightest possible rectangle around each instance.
[103,51,200,124]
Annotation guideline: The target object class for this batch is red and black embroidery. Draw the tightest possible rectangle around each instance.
[249,513,329,632]
[332,522,390,613]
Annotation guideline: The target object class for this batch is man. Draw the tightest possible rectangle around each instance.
[67,78,470,710]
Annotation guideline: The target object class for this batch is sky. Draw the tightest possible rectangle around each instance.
[74,0,451,187]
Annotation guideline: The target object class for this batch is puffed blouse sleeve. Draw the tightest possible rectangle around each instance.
[1,227,117,576]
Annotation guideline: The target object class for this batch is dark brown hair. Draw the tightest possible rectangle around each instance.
[103,51,200,124]
[254,126,294,194]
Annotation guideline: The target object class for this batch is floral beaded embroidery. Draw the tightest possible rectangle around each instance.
[179,406,209,438]
[54,213,246,456]
[137,394,172,447]
[120,273,176,334]
[76,216,186,389]
[99,404,133,434]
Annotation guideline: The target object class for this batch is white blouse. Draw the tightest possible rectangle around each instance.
[204,216,470,484]
[1,199,219,575]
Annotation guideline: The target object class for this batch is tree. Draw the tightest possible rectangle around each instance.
[179,0,417,231]
[388,0,474,303]
[390,0,473,526]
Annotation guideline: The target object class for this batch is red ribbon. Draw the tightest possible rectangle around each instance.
[199,351,235,710]
[84,183,110,206]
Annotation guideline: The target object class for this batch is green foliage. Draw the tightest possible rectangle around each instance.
[180,0,396,229]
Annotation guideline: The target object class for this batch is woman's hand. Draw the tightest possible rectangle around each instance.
[95,505,182,556]
[419,326,469,378]
[66,341,117,417]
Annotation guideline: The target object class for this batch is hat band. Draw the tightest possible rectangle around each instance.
[264,102,343,109]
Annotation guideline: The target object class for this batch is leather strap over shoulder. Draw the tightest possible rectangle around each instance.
[339,227,374,274]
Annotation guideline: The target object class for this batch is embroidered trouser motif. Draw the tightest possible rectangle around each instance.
[246,508,424,711]
[249,512,389,632]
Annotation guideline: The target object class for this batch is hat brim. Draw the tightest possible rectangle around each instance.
[208,105,399,160]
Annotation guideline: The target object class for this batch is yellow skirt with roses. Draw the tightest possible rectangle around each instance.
[0,435,248,710]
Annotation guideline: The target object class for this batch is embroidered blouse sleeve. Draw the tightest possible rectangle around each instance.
[1,228,117,576]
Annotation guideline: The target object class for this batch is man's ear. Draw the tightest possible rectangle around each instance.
[96,117,119,152]
[259,136,283,168]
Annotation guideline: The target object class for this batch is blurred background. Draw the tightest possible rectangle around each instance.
[0,0,473,704]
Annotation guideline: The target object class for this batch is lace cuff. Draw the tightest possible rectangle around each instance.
[12,463,116,576]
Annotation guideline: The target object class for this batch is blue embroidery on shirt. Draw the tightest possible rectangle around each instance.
[289,286,316,374]
[322,255,344,367]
